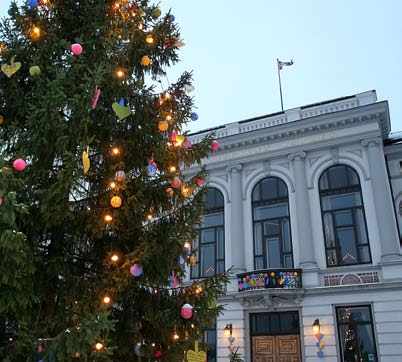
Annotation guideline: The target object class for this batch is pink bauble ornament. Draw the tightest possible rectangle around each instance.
[183,139,192,149]
[195,177,204,186]
[181,303,193,319]
[0,198,2,206]
[130,263,143,277]
[71,43,83,55]
[154,350,163,358]
[13,158,26,171]
[171,176,181,189]
[169,131,177,142]
[211,140,219,151]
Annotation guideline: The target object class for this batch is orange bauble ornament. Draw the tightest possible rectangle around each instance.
[189,256,196,265]
[110,196,122,208]
[141,55,151,66]
[158,120,169,131]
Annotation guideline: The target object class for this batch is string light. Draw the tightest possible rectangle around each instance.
[30,26,41,41]
[169,166,176,173]
[110,181,117,189]
[111,254,119,262]
[116,68,125,79]
[95,342,104,351]
[184,242,191,249]
[102,295,111,305]
[173,333,179,341]
[145,34,154,44]
[104,214,113,222]
[165,115,172,122]
[147,213,153,221]
[112,147,120,156]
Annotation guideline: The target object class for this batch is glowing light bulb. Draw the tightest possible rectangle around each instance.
[166,115,172,121]
[30,26,41,40]
[173,333,179,341]
[95,342,104,351]
[111,254,119,262]
[116,69,125,78]
[113,2,120,10]
[103,296,111,304]
[112,147,120,155]
[104,214,113,222]
[184,242,191,249]
[147,214,153,220]
[145,34,154,44]
[110,181,116,189]
[138,23,143,30]
[169,166,176,173]
[165,92,171,99]
[190,323,195,329]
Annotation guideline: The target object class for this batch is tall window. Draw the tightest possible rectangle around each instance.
[252,177,293,269]
[319,165,371,267]
[191,188,225,278]
[336,306,378,362]
[204,319,217,362]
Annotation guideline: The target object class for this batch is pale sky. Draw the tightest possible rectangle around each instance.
[1,1,402,134]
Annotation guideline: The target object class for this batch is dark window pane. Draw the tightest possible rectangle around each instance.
[201,229,215,244]
[266,238,280,268]
[323,213,335,247]
[319,172,329,190]
[282,220,291,252]
[255,257,264,269]
[254,223,263,255]
[201,245,215,276]
[284,254,293,268]
[354,209,368,244]
[203,213,224,228]
[205,329,216,362]
[335,210,353,226]
[327,249,337,266]
[217,261,224,274]
[321,193,362,211]
[217,228,224,258]
[358,246,371,263]
[270,314,280,333]
[338,228,358,264]
[264,220,280,236]
[336,306,377,362]
[261,178,278,200]
[277,180,288,197]
[348,168,360,186]
[328,165,348,189]
[254,203,288,220]
[252,184,260,201]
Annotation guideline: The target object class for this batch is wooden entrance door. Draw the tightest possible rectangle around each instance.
[252,335,301,362]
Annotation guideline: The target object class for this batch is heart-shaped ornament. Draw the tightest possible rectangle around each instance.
[112,102,131,120]
[187,349,206,362]
[1,60,21,78]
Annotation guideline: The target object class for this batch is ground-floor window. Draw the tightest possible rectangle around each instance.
[204,320,216,362]
[336,305,378,362]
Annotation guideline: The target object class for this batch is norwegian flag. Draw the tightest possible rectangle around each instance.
[277,59,294,70]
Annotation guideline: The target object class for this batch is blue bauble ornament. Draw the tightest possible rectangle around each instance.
[190,112,198,121]
[146,164,157,176]
[28,0,38,8]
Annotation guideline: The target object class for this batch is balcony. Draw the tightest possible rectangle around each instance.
[237,269,302,292]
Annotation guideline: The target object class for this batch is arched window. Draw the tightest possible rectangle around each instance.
[252,177,293,269]
[319,165,371,267]
[191,188,225,278]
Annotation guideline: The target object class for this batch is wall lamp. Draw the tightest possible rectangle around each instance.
[312,319,320,334]
[223,324,232,336]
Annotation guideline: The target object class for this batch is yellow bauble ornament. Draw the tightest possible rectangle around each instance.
[141,55,151,66]
[110,196,122,208]
[158,120,169,131]
[175,134,185,146]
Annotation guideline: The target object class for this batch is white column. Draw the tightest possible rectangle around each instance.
[289,152,318,269]
[362,138,401,261]
[227,164,246,273]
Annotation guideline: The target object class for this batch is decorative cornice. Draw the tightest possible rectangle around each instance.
[288,151,307,161]
[225,163,243,173]
[361,137,382,148]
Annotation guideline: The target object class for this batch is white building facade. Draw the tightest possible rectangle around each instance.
[188,90,402,362]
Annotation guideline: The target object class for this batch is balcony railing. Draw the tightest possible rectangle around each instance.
[237,269,302,292]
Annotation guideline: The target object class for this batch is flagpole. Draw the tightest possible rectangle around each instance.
[277,59,284,111]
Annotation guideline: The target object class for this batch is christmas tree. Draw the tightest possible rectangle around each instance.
[0,1,228,361]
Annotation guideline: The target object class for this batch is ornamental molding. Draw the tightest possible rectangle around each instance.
[214,110,384,152]
[236,289,305,309]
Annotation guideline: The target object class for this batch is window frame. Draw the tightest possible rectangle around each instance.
[319,165,372,267]
[191,188,225,279]
[252,177,294,269]
[335,305,378,362]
